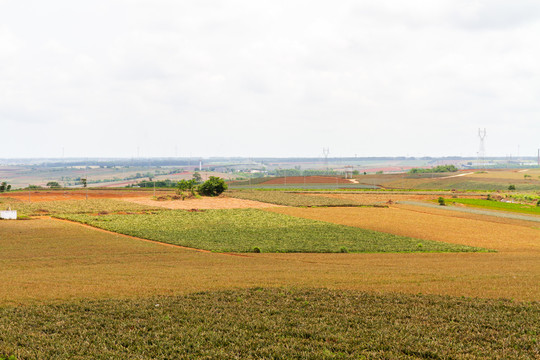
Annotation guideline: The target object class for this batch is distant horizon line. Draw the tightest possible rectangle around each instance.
[1,155,539,162]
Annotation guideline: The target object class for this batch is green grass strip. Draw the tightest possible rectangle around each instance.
[447,198,540,216]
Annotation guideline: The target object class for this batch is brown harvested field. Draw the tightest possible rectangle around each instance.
[261,176,354,185]
[120,196,282,209]
[467,169,540,180]
[307,192,484,204]
[0,189,173,202]
[265,205,540,300]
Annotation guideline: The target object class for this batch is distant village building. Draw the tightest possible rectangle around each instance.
[344,166,354,179]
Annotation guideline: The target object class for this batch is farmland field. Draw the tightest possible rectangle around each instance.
[121,195,281,209]
[260,175,354,185]
[0,198,158,215]
[1,187,540,359]
[228,190,370,206]
[1,288,538,359]
[306,192,484,204]
[268,205,540,251]
[1,214,537,302]
[0,189,171,202]
[59,209,482,253]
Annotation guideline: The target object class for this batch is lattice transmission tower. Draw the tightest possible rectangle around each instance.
[478,128,487,168]
[323,148,330,170]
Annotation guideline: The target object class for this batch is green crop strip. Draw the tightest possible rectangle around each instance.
[447,198,540,216]
[59,209,486,253]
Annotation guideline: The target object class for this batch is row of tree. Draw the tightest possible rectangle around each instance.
[408,165,458,174]
[177,176,227,196]
[137,172,227,197]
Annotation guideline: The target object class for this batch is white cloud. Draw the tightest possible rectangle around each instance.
[0,0,539,158]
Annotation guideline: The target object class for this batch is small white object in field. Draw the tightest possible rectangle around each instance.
[0,210,17,220]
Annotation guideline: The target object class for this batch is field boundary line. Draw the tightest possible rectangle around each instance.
[39,216,251,258]
[397,201,540,223]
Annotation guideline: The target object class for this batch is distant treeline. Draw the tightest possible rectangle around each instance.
[6,156,497,168]
[408,165,458,174]
[273,169,340,177]
[135,180,177,188]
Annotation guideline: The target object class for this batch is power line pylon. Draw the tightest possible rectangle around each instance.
[478,128,486,169]
[323,148,330,170]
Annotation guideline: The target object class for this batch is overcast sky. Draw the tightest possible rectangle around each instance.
[1,0,539,158]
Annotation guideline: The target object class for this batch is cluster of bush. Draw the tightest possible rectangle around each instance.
[177,176,227,197]
[137,179,177,188]
[0,181,11,192]
[408,165,458,174]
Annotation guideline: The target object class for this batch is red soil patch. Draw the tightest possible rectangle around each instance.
[262,176,353,185]
[1,190,174,203]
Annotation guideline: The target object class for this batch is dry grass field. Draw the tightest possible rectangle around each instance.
[268,205,540,251]
[0,189,171,202]
[347,168,540,191]
[261,176,354,185]
[467,169,540,180]
[307,192,484,204]
[267,204,540,300]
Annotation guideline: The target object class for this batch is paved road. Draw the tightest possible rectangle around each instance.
[399,201,540,223]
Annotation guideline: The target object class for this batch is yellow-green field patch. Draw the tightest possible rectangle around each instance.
[58,209,484,253]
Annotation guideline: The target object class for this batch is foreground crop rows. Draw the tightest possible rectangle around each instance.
[1,288,538,359]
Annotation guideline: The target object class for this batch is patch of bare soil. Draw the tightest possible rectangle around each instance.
[120,196,282,209]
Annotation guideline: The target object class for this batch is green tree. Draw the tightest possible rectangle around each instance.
[177,179,197,192]
[198,177,228,196]
[192,172,203,183]
[47,181,61,188]
[0,181,8,192]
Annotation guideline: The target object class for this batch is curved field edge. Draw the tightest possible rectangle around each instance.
[57,209,488,253]
[1,288,538,359]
